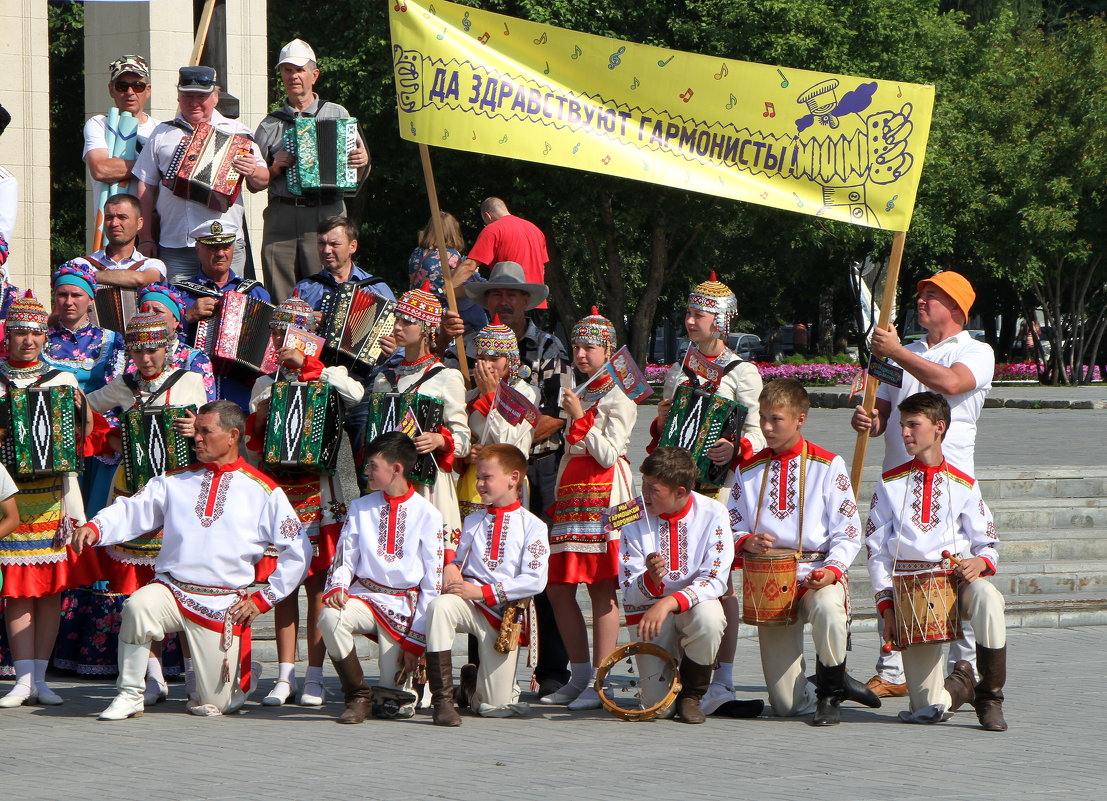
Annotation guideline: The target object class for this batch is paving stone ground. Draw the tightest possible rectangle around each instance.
[2,625,1103,801]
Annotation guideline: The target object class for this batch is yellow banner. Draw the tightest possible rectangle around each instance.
[390,1,934,231]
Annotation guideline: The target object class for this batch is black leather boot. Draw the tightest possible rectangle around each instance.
[811,660,845,726]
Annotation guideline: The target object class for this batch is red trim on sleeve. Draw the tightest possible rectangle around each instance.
[731,437,754,470]
[443,548,457,565]
[469,392,494,417]
[322,587,346,602]
[980,557,996,576]
[566,408,596,445]
[670,591,692,613]
[824,565,844,582]
[298,354,324,382]
[250,590,273,615]
[644,573,665,598]
[480,583,497,606]
[435,425,456,473]
[244,412,264,453]
[85,520,102,545]
[85,410,114,457]
[876,599,894,614]
[646,417,661,455]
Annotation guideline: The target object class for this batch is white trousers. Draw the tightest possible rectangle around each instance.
[902,578,1005,712]
[632,599,725,710]
[757,583,848,717]
[876,619,978,683]
[318,600,413,691]
[120,583,247,714]
[426,594,521,711]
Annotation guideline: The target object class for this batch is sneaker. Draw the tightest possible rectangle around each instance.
[567,686,602,711]
[864,674,908,698]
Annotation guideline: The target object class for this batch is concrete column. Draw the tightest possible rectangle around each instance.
[0,0,51,298]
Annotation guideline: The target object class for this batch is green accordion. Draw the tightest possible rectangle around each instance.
[122,406,197,493]
[263,381,344,475]
[365,392,444,486]
[658,385,747,493]
[284,117,360,196]
[0,385,83,479]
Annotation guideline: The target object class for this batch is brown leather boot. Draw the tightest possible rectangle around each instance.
[425,650,461,727]
[675,658,712,724]
[944,659,976,712]
[974,646,1008,732]
[330,651,372,724]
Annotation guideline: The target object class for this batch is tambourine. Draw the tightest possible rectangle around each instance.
[594,642,681,722]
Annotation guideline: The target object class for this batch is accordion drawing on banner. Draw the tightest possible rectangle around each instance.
[191,290,277,377]
[284,117,361,196]
[121,406,196,494]
[365,392,444,486]
[262,380,344,475]
[0,385,84,479]
[162,121,253,212]
[92,286,139,334]
[319,282,396,375]
[658,384,748,494]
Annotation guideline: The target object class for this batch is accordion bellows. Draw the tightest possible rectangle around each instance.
[92,287,139,335]
[263,381,344,475]
[192,292,278,376]
[658,385,748,494]
[319,282,396,374]
[0,386,83,478]
[163,121,253,212]
[285,117,360,196]
[122,407,196,493]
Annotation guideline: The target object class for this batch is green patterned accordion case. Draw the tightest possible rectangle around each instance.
[658,385,747,493]
[122,406,197,493]
[263,381,344,475]
[0,385,83,479]
[284,117,360,196]
[365,392,444,486]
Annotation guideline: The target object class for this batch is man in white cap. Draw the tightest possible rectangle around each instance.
[134,66,269,283]
[83,55,160,210]
[254,39,370,301]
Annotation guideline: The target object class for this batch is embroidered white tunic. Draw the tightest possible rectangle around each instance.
[453,500,549,628]
[619,492,734,625]
[865,459,999,612]
[727,438,862,582]
[86,459,311,620]
[323,485,444,654]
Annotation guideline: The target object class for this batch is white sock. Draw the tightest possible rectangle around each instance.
[304,665,324,685]
[7,660,34,695]
[276,662,296,684]
[146,657,165,685]
[588,665,605,689]
[33,659,49,686]
[711,662,733,687]
[568,662,591,690]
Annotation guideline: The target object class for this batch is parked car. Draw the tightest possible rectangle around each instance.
[728,332,765,361]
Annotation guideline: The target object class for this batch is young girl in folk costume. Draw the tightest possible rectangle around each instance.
[458,314,538,519]
[83,309,208,702]
[0,291,101,708]
[651,272,766,716]
[247,292,364,707]
[371,282,471,554]
[542,307,636,710]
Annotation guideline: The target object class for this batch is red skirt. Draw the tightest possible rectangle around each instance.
[107,562,156,596]
[2,547,105,599]
[547,541,620,585]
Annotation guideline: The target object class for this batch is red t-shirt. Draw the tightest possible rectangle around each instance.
[467,214,549,308]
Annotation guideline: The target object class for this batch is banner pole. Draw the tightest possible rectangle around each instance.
[849,229,907,496]
[418,143,472,387]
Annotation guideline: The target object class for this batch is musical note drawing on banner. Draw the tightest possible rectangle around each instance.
[543,142,552,155]
[793,193,805,207]
[393,2,407,11]
[602,155,611,165]
[641,159,650,171]
[762,101,776,118]
[715,63,729,80]
[478,32,490,45]
[499,135,508,144]
[630,77,640,90]
[409,122,416,136]
[608,46,626,70]
[462,11,471,31]
[534,32,547,45]
[442,129,449,140]
[472,130,477,140]
[777,68,788,88]
[680,88,694,103]
[503,22,510,35]
[437,27,446,40]
[897,84,903,98]
[759,191,769,200]
[544,61,550,75]
[571,45,582,59]
[885,195,898,212]
[726,93,737,110]
[572,142,582,154]
[658,55,674,67]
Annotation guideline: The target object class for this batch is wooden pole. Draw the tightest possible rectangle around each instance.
[849,229,907,494]
[417,143,472,387]
[190,0,219,67]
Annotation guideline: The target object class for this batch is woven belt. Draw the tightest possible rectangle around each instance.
[894,556,960,573]
[797,550,829,563]
[164,576,246,685]
[357,577,417,597]
[166,576,241,596]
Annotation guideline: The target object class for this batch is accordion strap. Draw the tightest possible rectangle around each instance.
[124,369,189,410]
[681,353,743,387]
[383,364,445,394]
[236,279,262,295]
[174,280,223,300]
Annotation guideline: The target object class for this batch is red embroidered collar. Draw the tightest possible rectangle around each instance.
[7,359,39,369]
[200,457,247,475]
[489,498,522,515]
[385,483,416,504]
[770,437,806,460]
[660,494,693,522]
[910,458,946,477]
[400,353,437,368]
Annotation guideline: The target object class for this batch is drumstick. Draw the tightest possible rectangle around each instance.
[809,569,825,581]
[881,640,894,654]
[941,550,962,566]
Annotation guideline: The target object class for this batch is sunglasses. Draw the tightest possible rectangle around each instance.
[114,81,148,94]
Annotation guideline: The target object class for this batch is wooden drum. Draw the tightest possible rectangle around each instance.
[741,548,799,626]
[891,569,960,649]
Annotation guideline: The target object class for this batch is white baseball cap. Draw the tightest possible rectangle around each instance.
[277,39,317,68]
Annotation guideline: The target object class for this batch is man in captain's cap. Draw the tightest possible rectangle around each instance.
[133,66,269,283]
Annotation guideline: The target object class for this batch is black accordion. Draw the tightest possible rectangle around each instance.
[365,392,444,486]
[121,406,196,493]
[319,282,395,375]
[262,380,344,475]
[0,384,84,479]
[92,287,139,335]
[184,286,276,376]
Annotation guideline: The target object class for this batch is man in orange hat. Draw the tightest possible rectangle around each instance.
[851,269,995,697]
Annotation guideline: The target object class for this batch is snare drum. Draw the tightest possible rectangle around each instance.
[741,548,799,626]
[891,569,960,649]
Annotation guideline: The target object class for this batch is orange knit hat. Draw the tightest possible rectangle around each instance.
[918,271,975,322]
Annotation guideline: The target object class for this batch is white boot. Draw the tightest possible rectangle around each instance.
[99,642,149,721]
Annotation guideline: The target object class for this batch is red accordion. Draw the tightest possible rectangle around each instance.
[162,121,253,212]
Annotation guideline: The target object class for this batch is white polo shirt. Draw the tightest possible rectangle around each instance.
[83,113,161,206]
[72,248,167,281]
[876,329,994,474]
[131,109,264,248]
